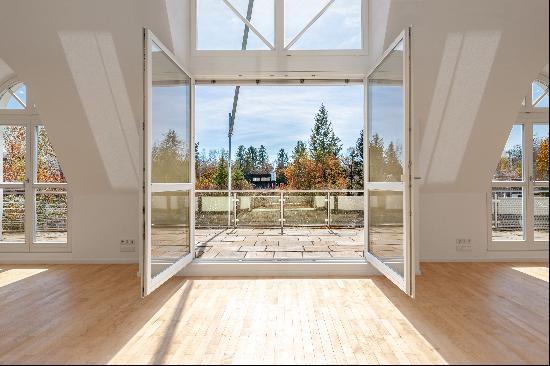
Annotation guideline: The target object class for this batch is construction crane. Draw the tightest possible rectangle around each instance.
[227,0,254,226]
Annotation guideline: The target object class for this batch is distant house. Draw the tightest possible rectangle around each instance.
[246,172,276,189]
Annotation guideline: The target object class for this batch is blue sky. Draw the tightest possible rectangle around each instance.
[368,84,404,159]
[195,84,406,164]
[152,85,190,148]
[195,85,365,161]
[196,0,361,50]
[501,123,549,157]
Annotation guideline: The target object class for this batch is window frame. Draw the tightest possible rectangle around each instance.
[0,81,70,253]
[519,77,549,113]
[488,78,549,252]
[191,0,369,56]
[0,79,38,115]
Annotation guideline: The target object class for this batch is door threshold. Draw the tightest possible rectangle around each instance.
[180,259,380,277]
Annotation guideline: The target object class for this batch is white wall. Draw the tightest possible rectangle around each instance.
[0,0,190,262]
[380,0,549,261]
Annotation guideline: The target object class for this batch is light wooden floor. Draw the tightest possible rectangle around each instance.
[0,262,548,365]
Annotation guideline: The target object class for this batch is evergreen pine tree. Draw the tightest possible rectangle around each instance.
[235,145,246,170]
[258,145,270,173]
[292,140,307,160]
[368,133,385,181]
[213,155,228,188]
[275,148,289,185]
[384,141,403,181]
[353,130,364,188]
[232,163,245,184]
[309,104,342,161]
[151,129,187,182]
[244,146,258,174]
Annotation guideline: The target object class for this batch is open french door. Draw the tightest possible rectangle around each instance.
[365,29,415,296]
[142,29,195,297]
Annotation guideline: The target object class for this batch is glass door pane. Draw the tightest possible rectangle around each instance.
[365,29,414,296]
[142,30,194,297]
[532,123,549,242]
[0,187,26,244]
[0,124,27,250]
[491,187,524,241]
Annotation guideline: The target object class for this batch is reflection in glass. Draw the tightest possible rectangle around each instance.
[368,40,404,182]
[1,125,26,183]
[368,191,404,276]
[491,187,524,241]
[493,125,523,181]
[0,188,25,243]
[151,41,191,183]
[35,188,68,243]
[36,126,66,183]
[533,124,549,181]
[534,187,549,242]
[151,191,190,277]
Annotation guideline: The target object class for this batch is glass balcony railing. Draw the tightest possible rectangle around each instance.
[195,190,364,230]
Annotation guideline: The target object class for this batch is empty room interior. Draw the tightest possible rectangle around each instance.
[0,0,549,364]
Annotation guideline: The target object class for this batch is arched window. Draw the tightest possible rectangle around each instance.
[489,78,549,250]
[0,81,27,109]
[0,80,69,253]
[531,79,549,108]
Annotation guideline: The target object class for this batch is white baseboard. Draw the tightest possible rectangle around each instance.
[420,257,549,263]
[0,256,138,265]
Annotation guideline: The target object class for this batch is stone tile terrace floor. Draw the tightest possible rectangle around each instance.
[194,227,365,260]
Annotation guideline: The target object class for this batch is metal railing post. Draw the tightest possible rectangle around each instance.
[327,192,331,228]
[227,191,231,229]
[280,191,284,235]
[233,192,238,229]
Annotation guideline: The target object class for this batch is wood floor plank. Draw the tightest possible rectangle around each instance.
[0,262,547,364]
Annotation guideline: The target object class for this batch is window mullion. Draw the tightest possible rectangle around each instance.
[532,89,548,107]
[284,0,335,50]
[222,0,275,49]
[275,0,284,51]
[8,89,26,109]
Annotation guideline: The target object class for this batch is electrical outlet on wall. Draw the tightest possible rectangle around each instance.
[456,238,472,252]
[120,239,136,252]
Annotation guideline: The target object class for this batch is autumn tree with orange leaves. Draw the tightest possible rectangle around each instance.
[284,105,347,189]
[535,137,549,181]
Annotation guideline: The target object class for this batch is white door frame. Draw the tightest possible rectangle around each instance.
[142,29,196,296]
[364,28,415,296]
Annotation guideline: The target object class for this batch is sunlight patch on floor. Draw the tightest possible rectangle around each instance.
[512,265,549,282]
[0,268,48,288]
[108,277,446,364]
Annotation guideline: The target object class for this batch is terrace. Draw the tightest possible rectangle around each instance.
[191,189,405,260]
